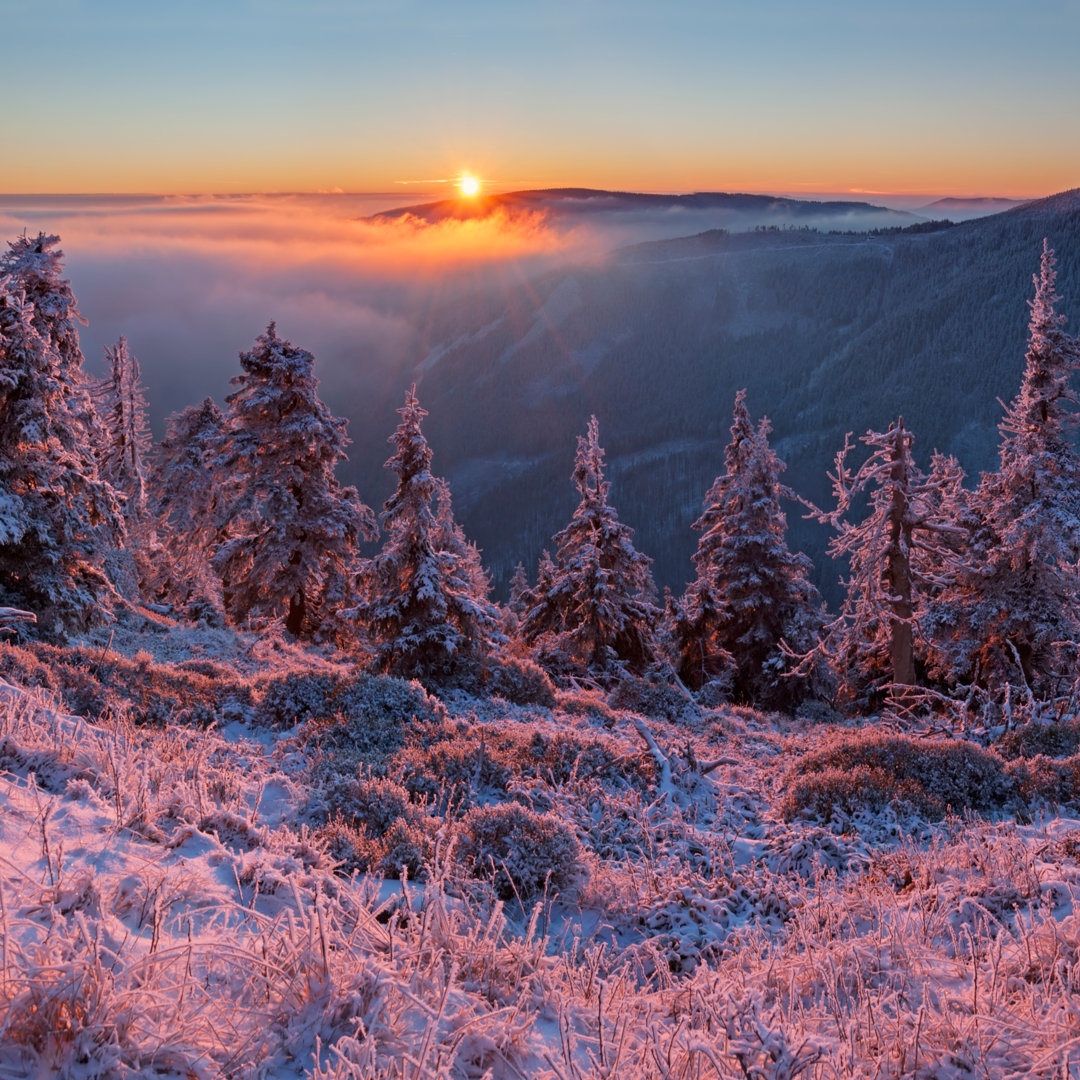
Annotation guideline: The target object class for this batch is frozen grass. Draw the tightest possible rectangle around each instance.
[4,640,1080,1077]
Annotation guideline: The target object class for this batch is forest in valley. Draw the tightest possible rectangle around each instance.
[5,225,1080,1077]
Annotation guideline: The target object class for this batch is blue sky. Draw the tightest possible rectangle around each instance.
[4,0,1078,195]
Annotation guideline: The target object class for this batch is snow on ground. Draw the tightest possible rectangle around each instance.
[4,634,1080,1076]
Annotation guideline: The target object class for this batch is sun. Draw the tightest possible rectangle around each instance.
[458,174,481,197]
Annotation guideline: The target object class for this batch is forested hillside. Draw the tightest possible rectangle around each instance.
[388,193,1080,594]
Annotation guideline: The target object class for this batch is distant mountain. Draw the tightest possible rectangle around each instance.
[917,196,1029,221]
[341,189,1080,603]
[368,187,920,236]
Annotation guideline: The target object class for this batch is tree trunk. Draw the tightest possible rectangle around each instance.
[887,423,917,687]
[286,550,305,637]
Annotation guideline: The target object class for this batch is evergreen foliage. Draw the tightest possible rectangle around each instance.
[0,236,124,634]
[94,337,158,595]
[94,337,151,521]
[673,391,824,707]
[358,387,500,680]
[150,397,227,619]
[213,324,376,638]
[810,420,963,705]
[925,242,1080,696]
[523,416,658,677]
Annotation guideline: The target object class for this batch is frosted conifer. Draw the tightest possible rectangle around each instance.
[811,420,964,705]
[150,398,227,617]
[213,324,376,637]
[925,242,1080,696]
[508,562,530,616]
[2,234,93,414]
[357,387,500,679]
[433,478,494,604]
[523,416,658,676]
[674,391,824,707]
[0,242,124,633]
[95,337,151,521]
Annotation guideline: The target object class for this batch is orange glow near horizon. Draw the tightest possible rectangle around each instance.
[2,142,1071,204]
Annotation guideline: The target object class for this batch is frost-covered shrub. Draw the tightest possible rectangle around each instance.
[697,675,734,708]
[996,718,1080,760]
[318,812,433,879]
[638,881,751,974]
[393,722,514,803]
[0,642,250,726]
[330,672,444,731]
[281,675,447,803]
[782,731,1012,822]
[391,716,655,807]
[377,817,433,880]
[254,670,339,727]
[782,764,942,822]
[261,669,443,732]
[332,776,413,834]
[1005,753,1080,806]
[520,727,655,787]
[608,673,695,721]
[553,688,620,727]
[480,654,556,707]
[458,803,582,900]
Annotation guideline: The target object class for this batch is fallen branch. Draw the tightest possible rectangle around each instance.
[632,716,676,800]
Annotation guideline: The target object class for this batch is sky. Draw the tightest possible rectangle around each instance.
[3,0,1079,199]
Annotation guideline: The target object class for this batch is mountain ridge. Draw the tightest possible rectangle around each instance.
[366,187,922,226]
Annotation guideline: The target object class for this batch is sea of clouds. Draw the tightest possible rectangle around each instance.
[0,192,607,438]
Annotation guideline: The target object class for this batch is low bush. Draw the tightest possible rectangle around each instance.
[553,689,620,728]
[253,671,339,727]
[457,802,582,901]
[609,674,696,722]
[782,764,943,822]
[391,717,656,806]
[480,654,557,708]
[0,642,251,726]
[318,814,433,880]
[331,776,415,834]
[996,718,1080,760]
[1005,754,1080,806]
[257,670,443,737]
[781,731,1013,822]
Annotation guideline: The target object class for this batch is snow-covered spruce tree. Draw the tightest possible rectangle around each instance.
[522,416,658,677]
[356,387,500,680]
[93,337,160,593]
[433,478,493,605]
[673,390,825,708]
[149,397,227,618]
[925,241,1080,698]
[503,560,530,636]
[810,420,964,706]
[0,259,124,634]
[213,324,376,638]
[1,234,95,425]
[94,337,151,521]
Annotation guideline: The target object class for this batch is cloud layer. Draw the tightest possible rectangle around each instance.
[0,193,604,442]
